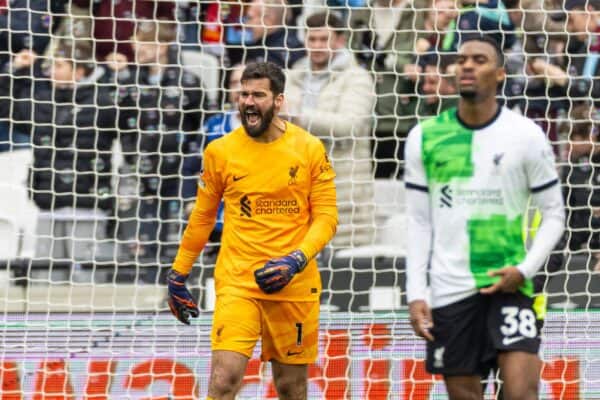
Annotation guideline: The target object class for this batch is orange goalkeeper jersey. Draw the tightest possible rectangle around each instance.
[172,122,338,302]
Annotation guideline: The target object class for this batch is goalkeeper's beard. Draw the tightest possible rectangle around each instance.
[241,104,275,138]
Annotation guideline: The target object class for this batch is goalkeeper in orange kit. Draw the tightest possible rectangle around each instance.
[166,62,338,400]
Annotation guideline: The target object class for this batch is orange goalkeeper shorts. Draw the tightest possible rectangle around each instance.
[211,294,319,364]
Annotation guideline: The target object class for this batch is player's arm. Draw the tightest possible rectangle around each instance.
[297,143,338,260]
[404,124,434,341]
[167,143,224,324]
[517,131,565,279]
[255,141,338,294]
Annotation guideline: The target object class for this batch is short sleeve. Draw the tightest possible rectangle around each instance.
[404,124,428,191]
[526,128,559,193]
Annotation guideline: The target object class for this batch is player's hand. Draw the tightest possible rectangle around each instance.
[479,266,525,295]
[409,300,434,341]
[254,250,307,294]
[166,269,199,325]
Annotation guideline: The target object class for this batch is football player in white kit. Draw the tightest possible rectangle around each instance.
[404,34,565,400]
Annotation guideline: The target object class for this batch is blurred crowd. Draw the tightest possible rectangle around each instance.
[0,0,598,264]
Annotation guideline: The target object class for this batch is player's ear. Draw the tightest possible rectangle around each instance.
[496,66,506,85]
[274,92,284,110]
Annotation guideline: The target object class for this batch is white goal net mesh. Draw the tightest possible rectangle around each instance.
[0,0,595,398]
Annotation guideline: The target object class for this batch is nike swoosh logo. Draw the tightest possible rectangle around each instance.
[287,350,303,356]
[233,175,248,182]
[502,336,526,346]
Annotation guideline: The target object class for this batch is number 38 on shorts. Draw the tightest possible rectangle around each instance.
[490,293,544,351]
[500,306,538,345]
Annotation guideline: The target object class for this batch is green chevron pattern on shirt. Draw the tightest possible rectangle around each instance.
[468,215,534,296]
[421,109,474,184]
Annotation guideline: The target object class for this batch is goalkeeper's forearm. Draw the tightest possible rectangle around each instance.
[298,213,338,261]
[171,205,217,275]
[297,176,338,260]
[517,185,565,279]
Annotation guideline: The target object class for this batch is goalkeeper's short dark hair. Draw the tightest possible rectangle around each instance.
[241,62,286,96]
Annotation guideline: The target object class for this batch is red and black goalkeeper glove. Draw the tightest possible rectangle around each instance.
[167,269,200,325]
[254,250,308,294]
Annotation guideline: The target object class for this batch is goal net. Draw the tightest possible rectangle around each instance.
[0,0,593,398]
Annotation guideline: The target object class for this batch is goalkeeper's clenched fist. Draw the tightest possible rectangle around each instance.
[167,269,200,325]
[254,250,308,294]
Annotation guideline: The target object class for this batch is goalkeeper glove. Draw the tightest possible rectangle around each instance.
[166,269,199,325]
[254,250,308,294]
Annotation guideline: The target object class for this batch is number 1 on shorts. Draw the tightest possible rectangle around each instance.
[295,322,303,345]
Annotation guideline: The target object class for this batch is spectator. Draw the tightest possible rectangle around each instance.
[0,0,65,67]
[349,0,429,178]
[504,0,566,52]
[417,53,458,119]
[501,0,600,143]
[0,0,66,151]
[408,0,516,120]
[0,41,117,211]
[564,0,600,107]
[176,2,239,55]
[238,0,305,68]
[455,0,516,50]
[504,0,600,144]
[349,0,429,70]
[418,0,460,52]
[297,0,365,41]
[70,0,175,63]
[176,2,302,58]
[409,1,517,54]
[286,12,375,247]
[176,2,207,53]
[504,35,570,146]
[375,51,458,150]
[221,2,249,62]
[108,20,204,259]
[562,103,600,260]
[502,0,566,96]
[181,64,245,254]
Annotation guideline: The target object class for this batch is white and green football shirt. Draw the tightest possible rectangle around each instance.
[404,106,564,308]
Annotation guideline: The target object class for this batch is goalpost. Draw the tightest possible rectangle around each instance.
[0,1,593,398]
